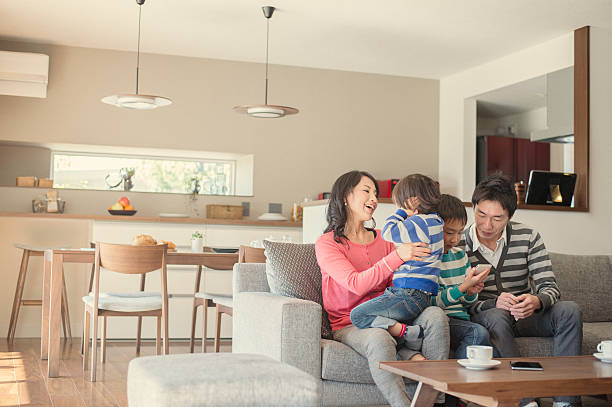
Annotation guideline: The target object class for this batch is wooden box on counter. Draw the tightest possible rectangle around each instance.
[206,204,243,220]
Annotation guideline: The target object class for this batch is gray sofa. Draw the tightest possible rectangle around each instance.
[232,252,612,406]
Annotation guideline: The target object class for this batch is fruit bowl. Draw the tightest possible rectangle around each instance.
[108,210,137,216]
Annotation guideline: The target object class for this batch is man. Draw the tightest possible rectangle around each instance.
[460,173,582,407]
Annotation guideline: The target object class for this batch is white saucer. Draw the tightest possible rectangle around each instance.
[457,359,501,370]
[593,353,612,363]
[159,213,189,218]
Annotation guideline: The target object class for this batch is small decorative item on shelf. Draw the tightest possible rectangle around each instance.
[291,202,303,222]
[514,181,526,205]
[16,176,37,187]
[191,231,204,252]
[107,196,137,216]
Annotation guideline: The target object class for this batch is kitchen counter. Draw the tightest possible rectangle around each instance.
[0,212,302,228]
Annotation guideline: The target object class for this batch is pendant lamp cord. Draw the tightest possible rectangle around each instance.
[264,17,269,105]
[136,3,142,95]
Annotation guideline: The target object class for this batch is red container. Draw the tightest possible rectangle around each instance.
[377,179,399,198]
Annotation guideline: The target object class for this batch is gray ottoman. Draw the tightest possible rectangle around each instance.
[128,353,320,407]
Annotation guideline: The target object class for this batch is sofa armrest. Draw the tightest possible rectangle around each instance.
[233,263,270,294]
[233,291,322,379]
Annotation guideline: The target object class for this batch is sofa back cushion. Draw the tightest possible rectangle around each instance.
[263,241,333,339]
[550,252,612,322]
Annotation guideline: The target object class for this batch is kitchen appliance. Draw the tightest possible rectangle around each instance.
[377,179,399,198]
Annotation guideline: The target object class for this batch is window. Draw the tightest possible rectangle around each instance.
[52,152,235,195]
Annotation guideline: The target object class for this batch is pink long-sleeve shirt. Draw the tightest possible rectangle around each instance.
[315,230,404,331]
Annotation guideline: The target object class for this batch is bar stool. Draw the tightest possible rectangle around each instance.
[7,243,72,343]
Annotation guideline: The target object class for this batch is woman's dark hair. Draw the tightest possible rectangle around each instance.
[472,173,517,218]
[324,170,379,243]
[392,174,440,214]
[438,194,467,225]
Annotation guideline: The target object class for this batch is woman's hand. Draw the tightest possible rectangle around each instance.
[396,242,431,262]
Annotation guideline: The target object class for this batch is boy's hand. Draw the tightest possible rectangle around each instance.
[458,267,490,294]
[510,294,541,320]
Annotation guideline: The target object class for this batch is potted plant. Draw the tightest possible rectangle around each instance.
[191,231,204,252]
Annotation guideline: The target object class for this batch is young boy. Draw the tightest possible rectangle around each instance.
[434,194,497,359]
[350,174,444,349]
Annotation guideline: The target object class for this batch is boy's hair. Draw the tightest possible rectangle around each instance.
[472,173,517,218]
[438,194,467,225]
[392,174,440,214]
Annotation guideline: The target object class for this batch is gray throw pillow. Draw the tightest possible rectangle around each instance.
[263,240,332,339]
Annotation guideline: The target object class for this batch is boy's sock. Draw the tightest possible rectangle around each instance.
[399,323,424,350]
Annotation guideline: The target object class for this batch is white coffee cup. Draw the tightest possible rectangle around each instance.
[467,345,493,363]
[597,340,612,357]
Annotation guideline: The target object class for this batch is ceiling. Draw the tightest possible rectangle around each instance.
[1,1,611,79]
[476,75,547,118]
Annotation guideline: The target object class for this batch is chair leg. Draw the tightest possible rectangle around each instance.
[101,316,107,363]
[163,311,169,355]
[8,250,30,342]
[189,300,198,353]
[83,308,90,372]
[90,315,98,382]
[60,271,72,341]
[201,300,209,353]
[214,304,222,353]
[156,316,161,356]
[136,316,143,354]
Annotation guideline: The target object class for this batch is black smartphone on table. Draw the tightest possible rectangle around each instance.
[510,361,543,370]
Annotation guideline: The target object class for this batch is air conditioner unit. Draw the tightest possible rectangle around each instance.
[0,50,49,98]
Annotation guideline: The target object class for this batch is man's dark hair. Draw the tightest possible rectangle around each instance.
[392,174,440,214]
[472,173,517,218]
[438,194,467,225]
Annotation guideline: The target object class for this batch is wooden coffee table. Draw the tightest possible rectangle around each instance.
[380,356,612,407]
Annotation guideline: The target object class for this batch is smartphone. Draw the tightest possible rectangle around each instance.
[474,264,491,275]
[510,361,543,371]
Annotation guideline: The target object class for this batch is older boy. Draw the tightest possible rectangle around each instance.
[434,194,496,359]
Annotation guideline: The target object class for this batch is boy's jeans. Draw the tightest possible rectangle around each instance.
[350,286,430,329]
[448,316,499,359]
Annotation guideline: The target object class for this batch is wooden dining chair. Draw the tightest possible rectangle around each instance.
[189,245,264,353]
[82,242,169,382]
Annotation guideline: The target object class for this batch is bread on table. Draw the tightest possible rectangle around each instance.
[132,234,157,246]
[160,240,176,250]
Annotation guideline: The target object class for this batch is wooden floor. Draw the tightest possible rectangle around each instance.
[1,339,609,407]
[0,338,231,407]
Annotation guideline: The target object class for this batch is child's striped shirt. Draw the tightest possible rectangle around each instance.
[382,209,444,295]
[432,247,476,320]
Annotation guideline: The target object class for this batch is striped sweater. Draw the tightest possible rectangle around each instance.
[459,221,560,313]
[382,209,444,295]
[432,248,476,320]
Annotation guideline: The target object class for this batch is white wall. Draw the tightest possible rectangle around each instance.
[439,28,612,254]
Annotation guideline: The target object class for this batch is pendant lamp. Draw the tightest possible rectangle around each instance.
[101,0,171,110]
[233,6,298,118]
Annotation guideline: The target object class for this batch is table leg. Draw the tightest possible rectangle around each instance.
[40,251,51,359]
[410,382,439,407]
[606,394,611,407]
[47,252,63,377]
[496,399,521,407]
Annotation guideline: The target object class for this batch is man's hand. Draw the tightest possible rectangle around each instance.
[510,294,541,320]
[496,292,519,311]
[459,267,490,295]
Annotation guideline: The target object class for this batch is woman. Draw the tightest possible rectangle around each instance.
[315,170,449,407]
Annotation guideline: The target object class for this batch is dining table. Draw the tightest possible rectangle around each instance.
[40,247,239,378]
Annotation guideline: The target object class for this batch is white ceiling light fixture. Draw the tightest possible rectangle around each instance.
[233,6,298,118]
[101,0,171,110]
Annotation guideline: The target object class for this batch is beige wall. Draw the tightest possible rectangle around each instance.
[0,144,51,185]
[0,40,439,218]
[439,28,612,254]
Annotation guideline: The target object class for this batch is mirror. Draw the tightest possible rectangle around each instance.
[0,140,255,197]
[475,66,574,185]
[472,26,589,210]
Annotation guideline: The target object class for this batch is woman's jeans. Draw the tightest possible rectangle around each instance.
[350,286,431,329]
[448,316,499,359]
[334,307,449,407]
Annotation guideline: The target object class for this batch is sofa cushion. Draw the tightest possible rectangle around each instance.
[320,339,375,384]
[583,321,612,355]
[516,336,553,357]
[263,241,333,339]
[550,252,612,323]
